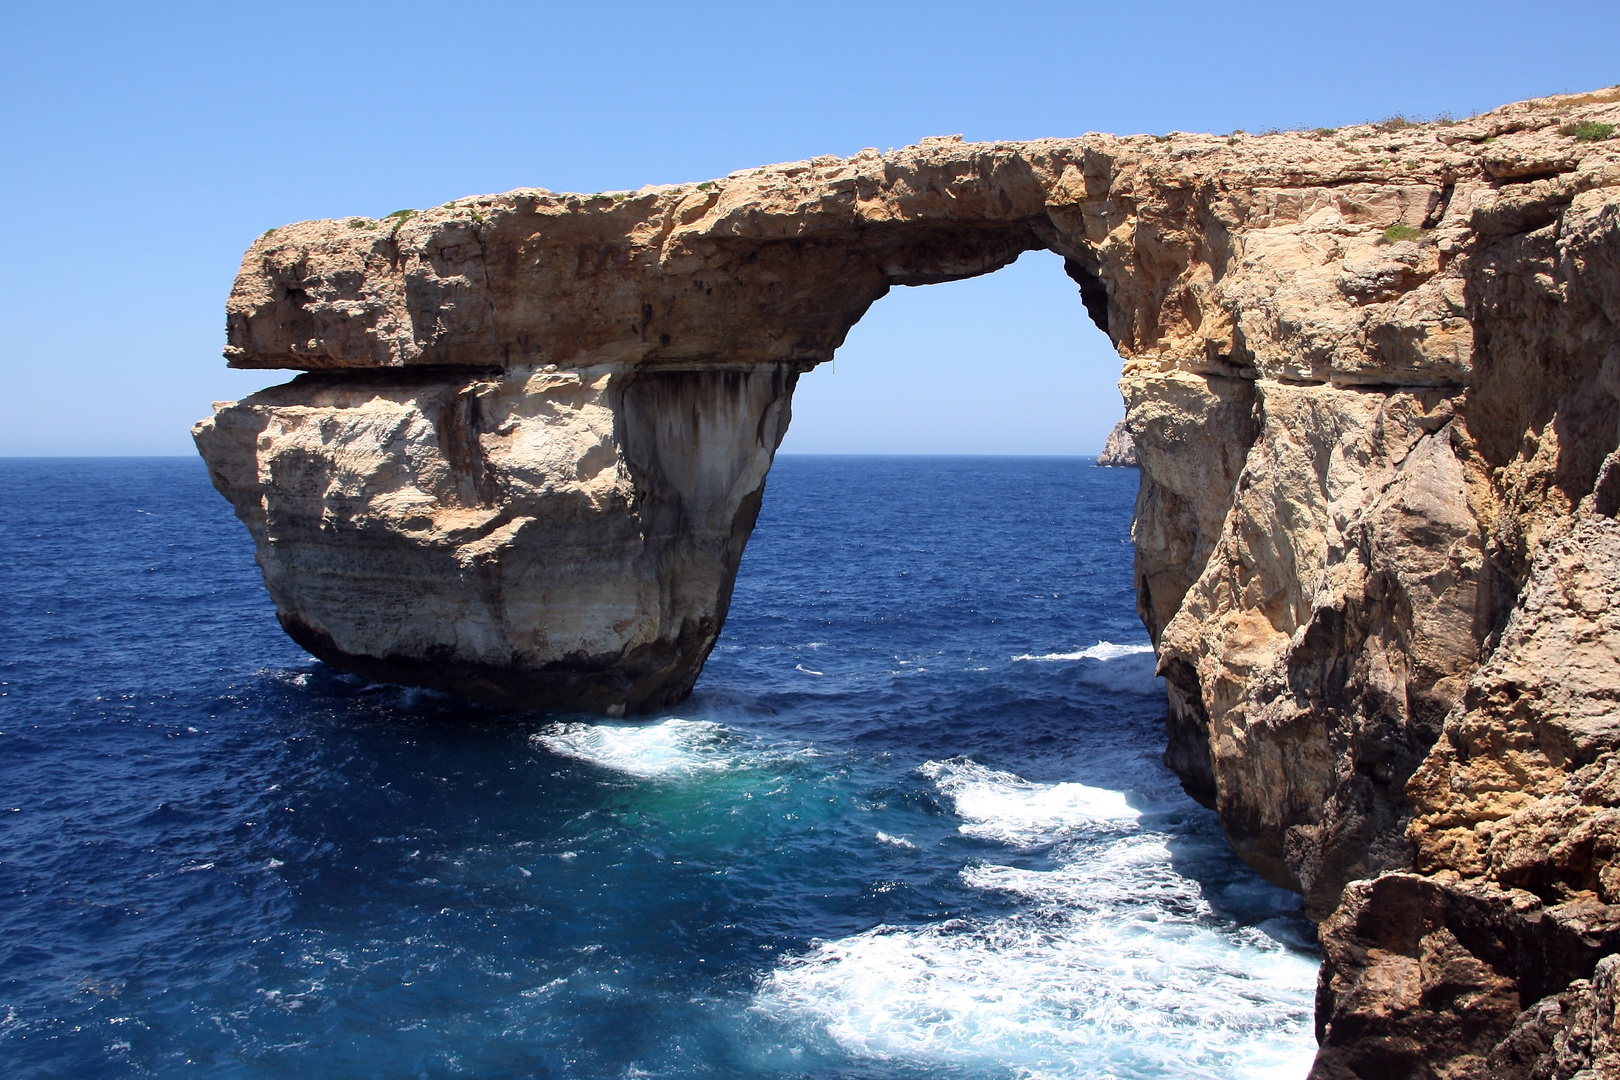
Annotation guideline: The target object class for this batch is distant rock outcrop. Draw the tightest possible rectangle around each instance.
[1096,420,1137,466]
[197,87,1620,1077]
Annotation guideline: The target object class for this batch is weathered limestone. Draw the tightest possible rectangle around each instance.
[197,87,1620,1077]
[1096,419,1138,466]
[1313,522,1620,1078]
[197,363,795,714]
[1157,382,1487,917]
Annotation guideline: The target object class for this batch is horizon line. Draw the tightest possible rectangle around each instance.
[0,450,1114,461]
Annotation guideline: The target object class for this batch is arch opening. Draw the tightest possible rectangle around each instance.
[780,250,1124,457]
[684,251,1321,1077]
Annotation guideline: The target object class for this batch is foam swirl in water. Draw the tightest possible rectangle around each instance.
[532,717,810,780]
[755,761,1318,1079]
[919,757,1139,844]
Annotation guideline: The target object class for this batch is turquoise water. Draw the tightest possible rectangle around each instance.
[0,455,1319,1078]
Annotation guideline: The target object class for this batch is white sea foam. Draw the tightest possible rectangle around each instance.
[1012,641,1154,663]
[1011,641,1163,695]
[919,757,1139,845]
[532,718,808,781]
[754,763,1318,1079]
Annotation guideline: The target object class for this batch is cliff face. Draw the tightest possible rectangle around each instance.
[1097,419,1139,466]
[198,363,794,713]
[196,88,1620,1076]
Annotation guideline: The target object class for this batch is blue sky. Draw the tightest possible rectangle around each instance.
[1,1,1614,455]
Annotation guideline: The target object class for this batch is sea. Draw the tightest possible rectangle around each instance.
[0,455,1320,1079]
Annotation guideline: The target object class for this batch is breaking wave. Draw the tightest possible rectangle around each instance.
[1011,641,1162,696]
[754,760,1318,1079]
[919,757,1139,844]
[532,717,812,781]
[1012,641,1154,663]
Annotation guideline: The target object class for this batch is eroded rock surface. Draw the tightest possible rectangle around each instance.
[197,87,1620,1076]
[198,363,794,714]
[1097,419,1138,466]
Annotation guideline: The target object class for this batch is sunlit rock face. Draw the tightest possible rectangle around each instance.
[1096,419,1138,466]
[197,363,796,714]
[197,87,1620,1077]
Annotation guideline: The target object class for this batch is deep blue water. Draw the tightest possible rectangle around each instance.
[0,456,1318,1080]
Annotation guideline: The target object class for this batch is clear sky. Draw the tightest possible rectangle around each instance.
[1,1,1614,456]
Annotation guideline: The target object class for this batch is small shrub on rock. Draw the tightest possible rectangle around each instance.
[1560,121,1617,142]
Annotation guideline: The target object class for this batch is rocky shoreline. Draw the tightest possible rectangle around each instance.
[197,87,1620,1077]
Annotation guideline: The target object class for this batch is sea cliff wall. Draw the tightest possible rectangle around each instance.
[196,88,1620,1077]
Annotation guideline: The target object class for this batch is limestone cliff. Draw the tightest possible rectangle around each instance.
[199,364,793,713]
[196,87,1620,1077]
[1097,419,1138,466]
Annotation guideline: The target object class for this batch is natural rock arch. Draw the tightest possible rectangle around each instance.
[198,89,1620,1077]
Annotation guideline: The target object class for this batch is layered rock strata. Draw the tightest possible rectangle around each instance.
[197,88,1620,1076]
